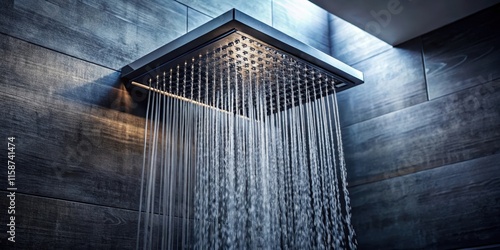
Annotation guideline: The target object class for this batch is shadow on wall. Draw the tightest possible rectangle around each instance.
[58,72,150,117]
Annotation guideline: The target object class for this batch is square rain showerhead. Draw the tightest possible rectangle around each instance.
[121,9,363,115]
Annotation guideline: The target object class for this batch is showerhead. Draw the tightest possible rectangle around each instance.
[121,9,363,115]
[131,9,361,249]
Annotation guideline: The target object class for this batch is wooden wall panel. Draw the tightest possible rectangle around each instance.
[0,92,145,209]
[328,14,392,66]
[272,0,330,54]
[0,193,193,249]
[0,33,120,106]
[423,4,500,99]
[188,7,212,32]
[335,5,500,249]
[0,193,137,249]
[0,33,193,218]
[342,80,500,186]
[180,0,330,53]
[0,33,145,210]
[350,154,500,249]
[337,39,427,127]
[0,0,187,70]
[0,0,498,248]
[176,0,272,24]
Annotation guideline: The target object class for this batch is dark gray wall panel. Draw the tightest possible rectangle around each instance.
[176,0,272,24]
[134,0,187,61]
[0,33,146,210]
[337,39,427,127]
[0,0,187,70]
[329,14,392,66]
[0,33,193,219]
[272,0,330,54]
[0,33,192,218]
[350,154,500,249]
[0,92,144,210]
[334,5,500,249]
[0,33,120,106]
[0,193,194,249]
[343,80,500,186]
[0,0,497,248]
[180,0,330,52]
[188,7,212,32]
[423,4,500,99]
[0,193,138,249]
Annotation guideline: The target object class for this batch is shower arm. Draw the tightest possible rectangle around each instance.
[120,9,363,92]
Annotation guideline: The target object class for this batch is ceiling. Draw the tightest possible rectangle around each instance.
[310,0,500,45]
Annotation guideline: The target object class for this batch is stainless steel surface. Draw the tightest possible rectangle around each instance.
[121,9,364,92]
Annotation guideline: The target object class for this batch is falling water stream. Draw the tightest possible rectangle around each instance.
[137,32,356,249]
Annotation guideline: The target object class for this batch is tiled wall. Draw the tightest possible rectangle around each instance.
[179,0,331,53]
[332,4,500,249]
[0,0,330,248]
[0,0,498,248]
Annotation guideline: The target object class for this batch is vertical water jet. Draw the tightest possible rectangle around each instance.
[122,9,363,250]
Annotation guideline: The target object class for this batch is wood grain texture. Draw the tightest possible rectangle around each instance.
[188,7,212,32]
[0,193,194,249]
[342,80,500,186]
[0,33,196,218]
[0,1,498,249]
[328,13,392,66]
[0,0,187,70]
[0,33,144,210]
[272,0,330,54]
[0,92,145,209]
[423,4,500,99]
[175,0,272,25]
[181,0,330,53]
[350,153,500,249]
[337,38,427,127]
[0,193,138,249]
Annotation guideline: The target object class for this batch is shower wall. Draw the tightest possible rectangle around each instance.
[0,0,498,248]
[0,0,330,248]
[332,4,500,249]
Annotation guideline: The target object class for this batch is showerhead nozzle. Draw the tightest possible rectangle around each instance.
[121,9,363,115]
